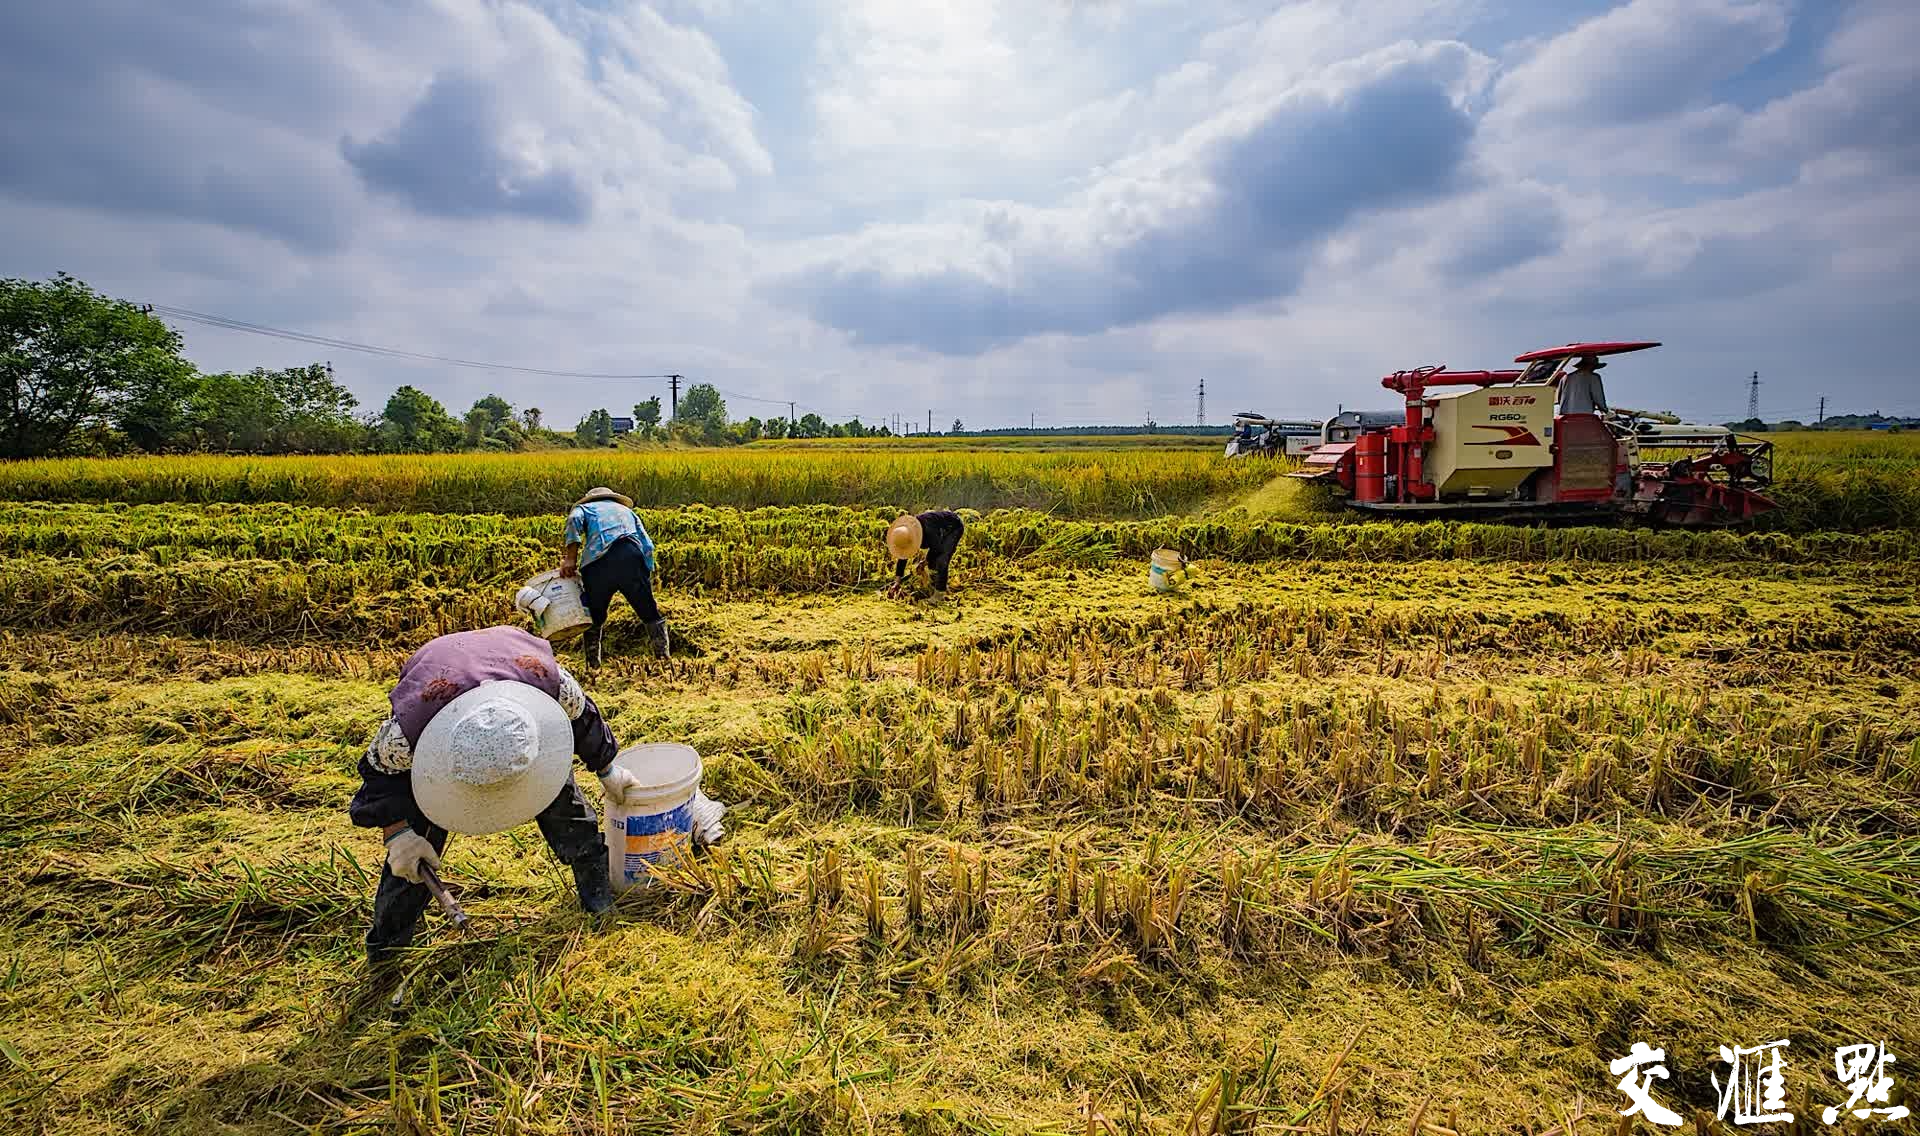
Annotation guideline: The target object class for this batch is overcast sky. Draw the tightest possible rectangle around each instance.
[3,0,1915,429]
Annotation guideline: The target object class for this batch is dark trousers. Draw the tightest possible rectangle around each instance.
[580,536,661,626]
[896,524,964,591]
[366,779,604,961]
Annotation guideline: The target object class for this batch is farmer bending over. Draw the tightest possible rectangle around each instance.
[348,625,725,964]
[561,486,668,664]
[886,510,965,596]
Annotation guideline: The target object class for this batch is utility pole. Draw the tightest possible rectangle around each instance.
[1746,371,1760,422]
[1197,376,1205,426]
[927,409,932,435]
[788,400,796,425]
[1818,395,1826,425]
[669,374,683,421]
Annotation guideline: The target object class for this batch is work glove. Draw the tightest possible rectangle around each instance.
[598,765,639,807]
[689,790,727,846]
[385,829,440,885]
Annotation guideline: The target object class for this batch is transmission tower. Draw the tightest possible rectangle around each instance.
[1746,371,1760,421]
[1196,376,1206,426]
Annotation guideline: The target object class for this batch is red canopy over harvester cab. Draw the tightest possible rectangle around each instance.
[1292,342,1776,526]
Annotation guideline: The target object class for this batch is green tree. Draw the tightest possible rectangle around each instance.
[676,383,728,442]
[1,273,197,458]
[463,406,491,448]
[190,370,284,452]
[462,394,518,449]
[266,364,360,452]
[951,418,964,434]
[117,367,201,453]
[795,412,827,439]
[593,409,613,446]
[635,397,661,433]
[522,407,543,432]
[380,385,460,452]
[472,394,513,429]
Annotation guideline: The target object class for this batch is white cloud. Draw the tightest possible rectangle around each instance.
[1483,0,1792,178]
[1733,0,1920,173]
[1,0,1916,430]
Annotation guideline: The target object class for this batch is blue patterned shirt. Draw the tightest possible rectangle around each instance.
[564,501,655,571]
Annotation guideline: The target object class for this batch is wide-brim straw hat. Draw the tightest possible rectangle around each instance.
[576,486,634,508]
[885,514,923,560]
[412,681,574,835]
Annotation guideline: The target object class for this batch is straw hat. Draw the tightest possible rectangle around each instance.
[576,486,634,508]
[412,681,574,835]
[885,514,923,560]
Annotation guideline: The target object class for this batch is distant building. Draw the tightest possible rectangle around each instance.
[610,416,635,435]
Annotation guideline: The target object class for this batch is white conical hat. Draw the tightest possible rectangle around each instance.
[412,681,573,835]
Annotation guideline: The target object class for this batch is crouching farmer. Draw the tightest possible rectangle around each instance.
[348,625,644,964]
[886,510,966,596]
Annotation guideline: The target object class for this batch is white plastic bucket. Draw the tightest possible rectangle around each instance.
[1148,548,1187,592]
[602,742,703,893]
[515,569,592,641]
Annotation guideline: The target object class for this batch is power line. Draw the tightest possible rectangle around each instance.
[149,304,681,380]
[150,301,877,422]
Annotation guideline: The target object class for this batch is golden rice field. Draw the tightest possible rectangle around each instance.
[0,430,1914,528]
[1,436,1918,1135]
[0,446,1263,519]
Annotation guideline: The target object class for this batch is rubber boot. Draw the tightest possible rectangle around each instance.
[573,856,615,914]
[583,623,606,668]
[646,618,671,660]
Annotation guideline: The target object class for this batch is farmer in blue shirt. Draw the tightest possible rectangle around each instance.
[560,486,668,663]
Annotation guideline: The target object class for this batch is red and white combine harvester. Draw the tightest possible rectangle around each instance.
[1291,341,1777,526]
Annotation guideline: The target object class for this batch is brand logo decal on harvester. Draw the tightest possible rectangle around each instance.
[1471,423,1542,446]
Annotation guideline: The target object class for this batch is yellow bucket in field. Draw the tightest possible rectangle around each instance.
[1148,548,1187,592]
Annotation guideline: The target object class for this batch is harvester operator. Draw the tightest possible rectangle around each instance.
[886,510,966,596]
[1559,355,1609,415]
[348,625,724,965]
[560,486,668,664]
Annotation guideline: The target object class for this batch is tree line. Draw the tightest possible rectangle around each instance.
[0,273,890,459]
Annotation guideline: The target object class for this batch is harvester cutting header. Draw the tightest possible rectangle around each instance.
[1291,341,1777,526]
